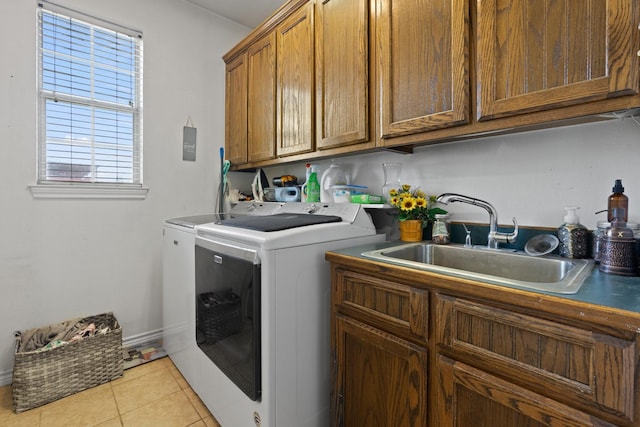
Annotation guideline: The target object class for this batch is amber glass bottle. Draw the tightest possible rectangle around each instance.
[607,179,629,222]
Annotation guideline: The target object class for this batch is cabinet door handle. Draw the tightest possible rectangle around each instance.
[173,240,179,245]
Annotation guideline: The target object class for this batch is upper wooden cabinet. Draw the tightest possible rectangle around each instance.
[476,0,640,121]
[223,0,640,170]
[376,0,470,142]
[247,33,277,162]
[224,53,248,166]
[276,2,316,157]
[315,0,373,150]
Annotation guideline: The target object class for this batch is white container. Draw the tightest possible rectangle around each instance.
[320,161,348,203]
[331,185,367,203]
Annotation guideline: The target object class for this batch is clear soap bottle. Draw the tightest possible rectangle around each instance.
[557,206,588,259]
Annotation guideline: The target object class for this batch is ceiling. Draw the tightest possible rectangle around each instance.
[185,0,287,28]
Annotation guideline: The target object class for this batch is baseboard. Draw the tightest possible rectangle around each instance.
[122,328,163,349]
[0,328,164,387]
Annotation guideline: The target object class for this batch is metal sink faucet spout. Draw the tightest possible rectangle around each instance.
[436,193,518,249]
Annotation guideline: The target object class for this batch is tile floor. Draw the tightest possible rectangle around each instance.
[0,357,221,427]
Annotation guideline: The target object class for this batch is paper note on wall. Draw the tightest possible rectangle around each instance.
[183,126,197,161]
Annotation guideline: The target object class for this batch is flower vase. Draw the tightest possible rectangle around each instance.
[399,220,423,242]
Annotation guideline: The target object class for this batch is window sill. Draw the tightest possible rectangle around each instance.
[29,184,149,199]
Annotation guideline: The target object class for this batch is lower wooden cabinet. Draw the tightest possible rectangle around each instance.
[332,314,428,427]
[437,355,615,427]
[329,262,640,427]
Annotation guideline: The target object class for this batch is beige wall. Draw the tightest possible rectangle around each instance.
[0,0,249,382]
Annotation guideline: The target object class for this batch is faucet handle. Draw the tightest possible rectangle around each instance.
[462,223,472,247]
[492,217,518,244]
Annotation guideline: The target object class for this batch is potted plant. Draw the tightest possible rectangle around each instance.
[387,184,447,242]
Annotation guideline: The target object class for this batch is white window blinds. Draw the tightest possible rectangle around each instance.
[37,2,143,185]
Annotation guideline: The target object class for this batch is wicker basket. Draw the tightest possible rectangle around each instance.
[12,312,123,413]
[197,290,242,343]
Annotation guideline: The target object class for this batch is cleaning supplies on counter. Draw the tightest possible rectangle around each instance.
[331,185,367,203]
[272,175,298,187]
[351,194,384,204]
[557,207,588,259]
[608,179,628,222]
[320,160,348,202]
[301,163,312,202]
[275,186,301,202]
[306,165,321,202]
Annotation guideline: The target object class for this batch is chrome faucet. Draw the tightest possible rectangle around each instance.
[436,193,518,249]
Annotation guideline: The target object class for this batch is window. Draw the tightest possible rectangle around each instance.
[36,1,143,194]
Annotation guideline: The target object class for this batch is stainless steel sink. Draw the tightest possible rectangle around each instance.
[361,243,594,294]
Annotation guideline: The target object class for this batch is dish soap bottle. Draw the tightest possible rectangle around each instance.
[608,179,628,222]
[558,206,588,259]
[306,165,321,202]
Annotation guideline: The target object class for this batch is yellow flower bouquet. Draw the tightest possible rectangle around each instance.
[388,184,447,226]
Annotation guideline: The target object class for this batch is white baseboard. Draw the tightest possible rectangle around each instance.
[122,328,163,349]
[0,328,164,387]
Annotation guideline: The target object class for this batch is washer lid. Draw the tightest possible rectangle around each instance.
[216,213,341,232]
[165,214,220,228]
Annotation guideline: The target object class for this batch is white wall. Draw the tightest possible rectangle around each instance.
[267,118,640,231]
[0,0,248,381]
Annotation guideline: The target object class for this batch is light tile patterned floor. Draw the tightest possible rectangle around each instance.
[0,357,221,427]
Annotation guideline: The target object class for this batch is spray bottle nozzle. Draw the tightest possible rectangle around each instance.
[613,179,625,193]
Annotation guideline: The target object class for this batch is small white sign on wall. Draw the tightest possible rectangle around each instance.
[183,118,197,161]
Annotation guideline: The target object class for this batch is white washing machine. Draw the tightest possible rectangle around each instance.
[190,202,385,427]
[162,206,284,392]
[162,214,218,388]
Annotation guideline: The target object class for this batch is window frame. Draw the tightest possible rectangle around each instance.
[31,1,146,199]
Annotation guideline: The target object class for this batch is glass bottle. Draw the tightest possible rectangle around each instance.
[432,214,451,244]
[382,163,402,203]
[607,179,628,222]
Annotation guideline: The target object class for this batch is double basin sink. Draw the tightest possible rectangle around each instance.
[361,243,594,294]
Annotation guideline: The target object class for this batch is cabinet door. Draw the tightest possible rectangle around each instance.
[476,0,640,121]
[377,0,470,141]
[333,314,428,427]
[316,0,370,149]
[247,33,277,162]
[437,356,616,427]
[225,54,248,166]
[276,2,315,157]
[435,294,636,423]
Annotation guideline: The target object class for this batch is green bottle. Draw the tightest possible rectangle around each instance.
[307,166,320,202]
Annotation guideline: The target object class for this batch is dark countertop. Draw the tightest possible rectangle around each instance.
[328,240,640,314]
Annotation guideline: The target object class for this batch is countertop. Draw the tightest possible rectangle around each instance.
[327,240,640,315]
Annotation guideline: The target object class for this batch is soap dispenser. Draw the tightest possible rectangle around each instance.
[557,206,588,259]
[599,208,638,276]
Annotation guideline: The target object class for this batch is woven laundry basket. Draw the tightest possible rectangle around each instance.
[12,312,123,413]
